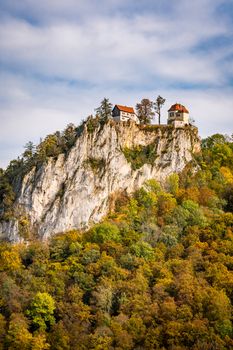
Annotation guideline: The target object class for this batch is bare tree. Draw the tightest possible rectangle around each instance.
[136,99,155,124]
[154,95,166,124]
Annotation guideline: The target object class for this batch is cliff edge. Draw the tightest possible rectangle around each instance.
[0,120,200,241]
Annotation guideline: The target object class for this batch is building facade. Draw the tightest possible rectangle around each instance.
[168,103,189,127]
[112,105,139,123]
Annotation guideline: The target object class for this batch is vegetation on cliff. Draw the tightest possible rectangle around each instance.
[122,143,158,170]
[0,133,232,349]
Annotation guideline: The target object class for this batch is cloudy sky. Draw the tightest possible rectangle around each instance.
[0,0,233,168]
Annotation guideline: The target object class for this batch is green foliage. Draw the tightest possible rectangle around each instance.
[135,98,154,124]
[6,313,32,350]
[95,98,112,121]
[0,132,233,349]
[130,241,154,260]
[0,171,15,220]
[166,173,179,195]
[122,143,158,170]
[27,292,55,331]
[84,157,106,174]
[202,133,229,149]
[0,123,79,221]
[86,115,100,133]
[87,222,121,244]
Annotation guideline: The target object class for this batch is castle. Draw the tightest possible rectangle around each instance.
[112,103,190,127]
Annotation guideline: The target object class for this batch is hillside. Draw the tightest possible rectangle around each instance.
[0,133,232,349]
[0,118,200,241]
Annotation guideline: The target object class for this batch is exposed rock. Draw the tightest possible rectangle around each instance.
[0,120,200,241]
[0,219,21,242]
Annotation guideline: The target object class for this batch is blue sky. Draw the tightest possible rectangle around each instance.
[0,0,233,168]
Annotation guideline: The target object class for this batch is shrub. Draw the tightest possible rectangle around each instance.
[87,222,121,244]
[84,157,106,174]
[122,143,158,170]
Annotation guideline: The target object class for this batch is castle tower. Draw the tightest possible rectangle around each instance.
[167,103,189,127]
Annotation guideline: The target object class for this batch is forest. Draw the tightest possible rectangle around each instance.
[0,133,232,349]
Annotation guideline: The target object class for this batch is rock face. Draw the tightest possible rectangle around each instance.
[0,121,200,241]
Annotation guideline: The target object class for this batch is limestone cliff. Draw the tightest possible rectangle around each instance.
[0,120,200,241]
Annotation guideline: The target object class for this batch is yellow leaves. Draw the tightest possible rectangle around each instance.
[0,246,22,272]
[160,297,177,320]
[86,251,117,278]
[184,187,200,203]
[157,192,177,217]
[6,313,32,350]
[144,179,162,194]
[19,217,30,227]
[206,262,233,293]
[126,316,146,342]
[204,288,231,322]
[18,216,30,239]
[0,314,6,349]
[1,136,233,350]
[110,320,133,350]
[165,320,182,340]
[89,334,112,350]
[194,241,209,251]
[220,166,233,183]
[31,333,50,350]
[177,304,193,321]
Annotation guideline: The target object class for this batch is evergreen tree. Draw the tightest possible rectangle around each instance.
[95,98,113,121]
[23,141,36,160]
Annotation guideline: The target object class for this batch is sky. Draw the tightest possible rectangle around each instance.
[0,0,233,168]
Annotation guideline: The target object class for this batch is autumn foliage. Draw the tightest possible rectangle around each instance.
[0,133,232,349]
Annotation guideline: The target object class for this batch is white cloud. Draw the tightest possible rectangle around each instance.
[0,0,232,168]
[0,3,230,84]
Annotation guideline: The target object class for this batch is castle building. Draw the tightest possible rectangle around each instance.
[167,103,189,127]
[112,105,139,124]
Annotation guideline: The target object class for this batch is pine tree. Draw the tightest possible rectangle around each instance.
[95,98,113,121]
[23,141,36,160]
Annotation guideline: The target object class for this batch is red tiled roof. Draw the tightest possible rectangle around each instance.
[115,105,135,114]
[168,103,189,113]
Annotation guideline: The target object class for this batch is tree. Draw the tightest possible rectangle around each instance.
[27,292,55,331]
[0,313,6,350]
[95,98,112,121]
[0,173,15,219]
[87,222,121,244]
[223,183,233,212]
[49,321,70,350]
[202,133,227,149]
[6,313,32,350]
[154,95,165,124]
[165,173,179,196]
[62,123,77,150]
[31,333,50,350]
[23,141,36,160]
[135,99,154,124]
